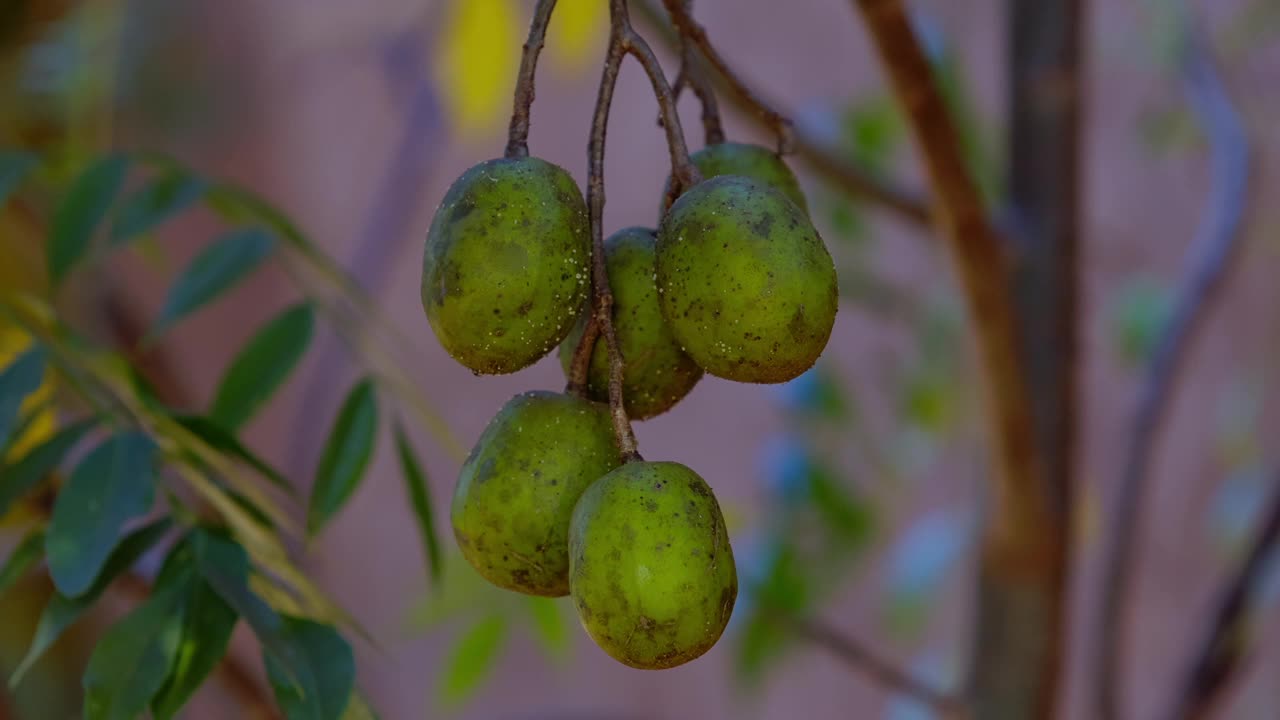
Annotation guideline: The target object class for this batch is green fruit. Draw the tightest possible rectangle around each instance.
[422,157,591,375]
[663,142,809,217]
[557,228,703,420]
[452,391,622,596]
[569,461,736,669]
[657,175,837,383]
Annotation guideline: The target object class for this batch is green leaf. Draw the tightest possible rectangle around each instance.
[191,530,354,720]
[172,414,292,493]
[0,418,95,518]
[46,432,158,596]
[341,693,379,720]
[152,227,275,337]
[264,618,356,720]
[150,541,238,720]
[0,150,38,208]
[210,303,315,430]
[1108,276,1173,368]
[525,597,569,661]
[440,615,507,707]
[48,154,131,285]
[82,568,191,720]
[109,169,207,245]
[0,346,47,452]
[393,422,442,584]
[0,528,44,596]
[308,379,378,535]
[11,518,172,687]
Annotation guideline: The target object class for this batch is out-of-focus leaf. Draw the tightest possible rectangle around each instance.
[0,346,46,454]
[1108,276,1173,369]
[882,508,975,639]
[769,365,847,419]
[1207,469,1268,557]
[341,693,380,720]
[172,414,291,493]
[823,196,868,246]
[82,569,191,720]
[842,95,903,178]
[809,470,873,544]
[393,422,443,584]
[0,418,95,517]
[309,379,378,535]
[11,518,172,687]
[440,615,507,707]
[150,539,238,720]
[525,597,569,661]
[0,150,38,208]
[1138,106,1200,157]
[757,435,813,507]
[547,0,607,69]
[109,169,207,245]
[931,44,1001,203]
[435,0,519,136]
[46,432,158,596]
[264,617,355,720]
[209,303,314,430]
[152,227,275,337]
[0,528,44,596]
[49,154,130,285]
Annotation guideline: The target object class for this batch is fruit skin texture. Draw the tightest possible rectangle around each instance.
[422,156,591,375]
[569,461,736,669]
[557,228,703,420]
[657,175,838,384]
[663,142,809,217]
[452,391,622,597]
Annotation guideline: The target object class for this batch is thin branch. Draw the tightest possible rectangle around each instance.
[505,0,559,159]
[630,0,932,227]
[660,0,793,154]
[565,310,600,395]
[1094,16,1252,720]
[573,0,700,460]
[791,618,968,719]
[670,0,724,145]
[1164,469,1280,720]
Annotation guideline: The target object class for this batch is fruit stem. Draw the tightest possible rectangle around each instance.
[667,0,724,146]
[505,0,559,159]
[660,0,796,155]
[565,311,600,397]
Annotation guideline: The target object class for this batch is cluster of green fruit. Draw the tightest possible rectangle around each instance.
[421,142,837,669]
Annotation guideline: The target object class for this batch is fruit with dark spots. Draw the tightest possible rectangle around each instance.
[656,175,838,383]
[422,156,591,374]
[662,142,809,218]
[557,227,703,419]
[452,391,622,596]
[568,461,736,669]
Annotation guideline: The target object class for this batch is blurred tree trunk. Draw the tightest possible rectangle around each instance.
[968,1,1082,718]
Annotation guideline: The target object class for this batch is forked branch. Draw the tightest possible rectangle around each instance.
[568,0,701,461]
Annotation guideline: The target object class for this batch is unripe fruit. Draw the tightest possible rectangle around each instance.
[569,461,736,669]
[657,175,838,383]
[452,391,622,596]
[422,157,591,375]
[663,142,809,218]
[557,228,703,420]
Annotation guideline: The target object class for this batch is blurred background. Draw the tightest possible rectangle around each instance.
[2,0,1279,718]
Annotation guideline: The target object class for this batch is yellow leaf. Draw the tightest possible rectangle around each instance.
[435,0,521,138]
[0,327,56,461]
[547,0,606,70]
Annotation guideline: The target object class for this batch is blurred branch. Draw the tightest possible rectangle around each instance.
[1095,15,1252,720]
[968,0,1083,716]
[844,3,1062,716]
[792,618,968,718]
[630,0,932,227]
[1164,469,1280,720]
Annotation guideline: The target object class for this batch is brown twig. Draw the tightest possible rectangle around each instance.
[571,0,699,460]
[565,311,600,396]
[505,0,559,159]
[660,0,793,154]
[847,2,1067,715]
[1095,14,1252,720]
[791,618,968,719]
[1164,470,1280,720]
[669,0,724,146]
[630,0,931,227]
